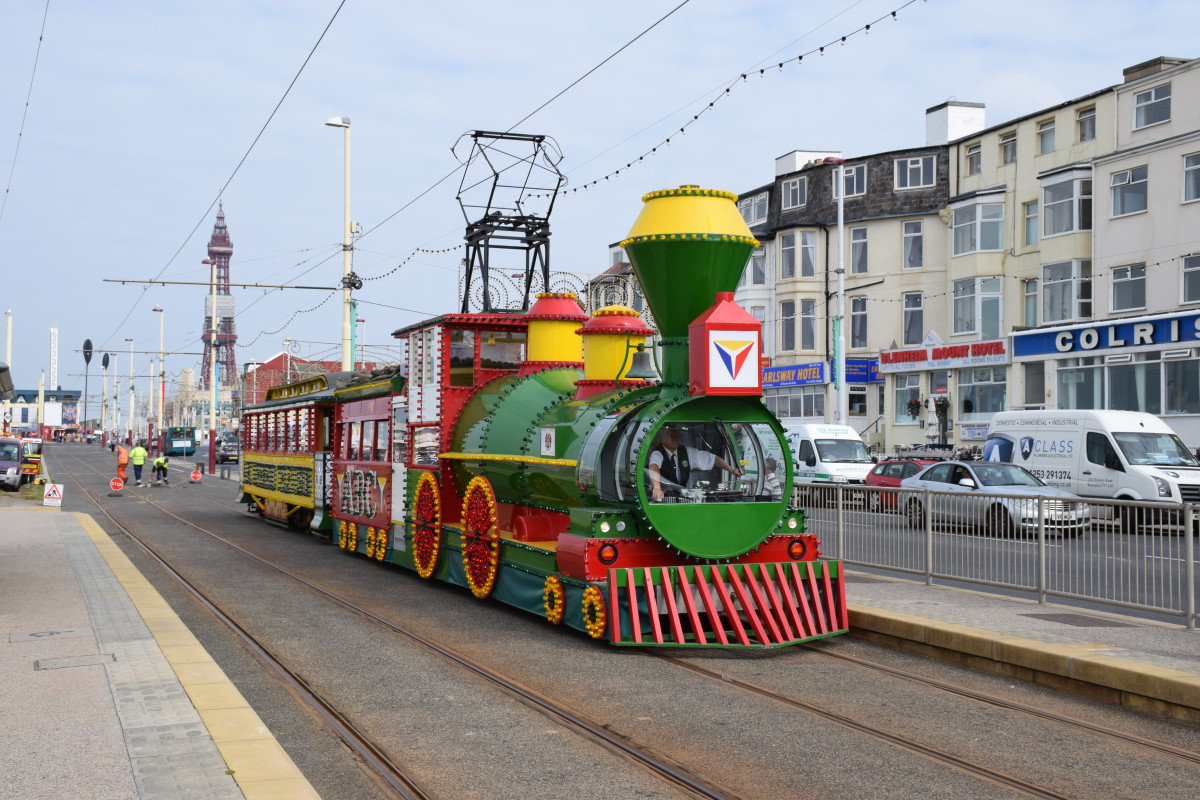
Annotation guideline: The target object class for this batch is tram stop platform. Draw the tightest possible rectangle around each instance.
[0,506,320,800]
[846,574,1200,723]
[3,505,1200,799]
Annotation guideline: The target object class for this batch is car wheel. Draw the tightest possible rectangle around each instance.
[987,505,1015,538]
[905,499,925,529]
[1119,505,1145,535]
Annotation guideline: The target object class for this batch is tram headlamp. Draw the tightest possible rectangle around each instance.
[615,521,626,532]
[599,521,611,533]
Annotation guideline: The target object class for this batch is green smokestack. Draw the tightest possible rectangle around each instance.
[620,186,758,340]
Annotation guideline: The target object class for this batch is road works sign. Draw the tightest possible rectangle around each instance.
[43,483,63,507]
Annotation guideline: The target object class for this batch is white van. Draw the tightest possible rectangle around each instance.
[780,422,875,489]
[983,410,1200,522]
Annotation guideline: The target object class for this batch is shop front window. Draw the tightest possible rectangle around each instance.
[1165,356,1200,414]
[1057,357,1104,410]
[894,373,920,425]
[1108,354,1161,415]
[957,367,1006,422]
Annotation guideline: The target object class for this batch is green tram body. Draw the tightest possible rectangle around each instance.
[238,186,849,648]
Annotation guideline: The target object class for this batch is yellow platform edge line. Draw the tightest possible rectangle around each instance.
[72,512,322,800]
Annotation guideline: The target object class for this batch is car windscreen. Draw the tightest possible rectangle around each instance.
[0,443,19,462]
[972,464,1044,487]
[1112,432,1200,467]
[814,437,872,463]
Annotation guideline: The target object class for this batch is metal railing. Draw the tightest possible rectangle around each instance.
[799,483,1198,629]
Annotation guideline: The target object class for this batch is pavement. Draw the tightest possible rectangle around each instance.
[0,504,320,800]
[1,495,1198,799]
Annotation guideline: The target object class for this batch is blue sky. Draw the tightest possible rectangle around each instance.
[2,0,1198,401]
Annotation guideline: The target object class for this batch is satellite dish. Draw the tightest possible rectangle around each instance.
[83,339,94,365]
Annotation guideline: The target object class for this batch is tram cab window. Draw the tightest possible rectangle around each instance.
[391,405,408,464]
[607,420,784,504]
[361,421,375,461]
[346,421,360,460]
[480,330,526,369]
[375,419,390,462]
[449,330,475,387]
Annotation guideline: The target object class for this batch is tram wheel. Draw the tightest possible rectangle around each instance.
[461,477,500,599]
[412,472,441,579]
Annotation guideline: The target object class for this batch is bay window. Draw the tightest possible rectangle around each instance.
[800,231,816,277]
[780,234,795,279]
[1043,175,1092,236]
[800,299,816,350]
[953,277,1002,338]
[952,201,1004,255]
[1042,260,1092,323]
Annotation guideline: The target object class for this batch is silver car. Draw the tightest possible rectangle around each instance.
[899,461,1090,537]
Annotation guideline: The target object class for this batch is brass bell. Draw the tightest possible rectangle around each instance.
[624,348,657,380]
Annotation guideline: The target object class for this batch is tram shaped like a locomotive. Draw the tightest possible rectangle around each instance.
[240,186,848,647]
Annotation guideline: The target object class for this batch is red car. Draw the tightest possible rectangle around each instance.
[865,458,939,511]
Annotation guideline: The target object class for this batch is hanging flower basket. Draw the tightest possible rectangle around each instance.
[906,398,923,419]
[934,396,951,419]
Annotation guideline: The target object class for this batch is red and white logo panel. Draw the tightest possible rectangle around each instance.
[708,330,759,390]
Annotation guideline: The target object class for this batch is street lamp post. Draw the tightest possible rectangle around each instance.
[203,259,218,474]
[126,338,134,444]
[100,353,109,446]
[356,317,365,370]
[82,339,93,437]
[325,115,354,371]
[153,307,164,452]
[824,156,848,425]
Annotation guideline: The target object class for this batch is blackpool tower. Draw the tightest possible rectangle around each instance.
[200,203,238,390]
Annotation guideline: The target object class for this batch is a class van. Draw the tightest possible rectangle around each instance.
[780,422,875,489]
[983,410,1200,525]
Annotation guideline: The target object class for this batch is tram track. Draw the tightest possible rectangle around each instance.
[57,453,744,800]
[58,452,1200,799]
[799,644,1200,766]
[166,460,1200,768]
[56,455,436,800]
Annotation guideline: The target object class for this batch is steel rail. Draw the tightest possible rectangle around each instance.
[56,455,435,800]
[57,452,742,800]
[661,655,1073,800]
[802,644,1200,765]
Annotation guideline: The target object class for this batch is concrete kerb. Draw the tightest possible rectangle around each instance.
[848,604,1200,723]
[72,512,321,800]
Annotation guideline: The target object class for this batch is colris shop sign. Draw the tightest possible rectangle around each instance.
[1012,311,1200,358]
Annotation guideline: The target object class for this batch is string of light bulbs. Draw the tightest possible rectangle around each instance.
[239,290,338,348]
[522,0,923,201]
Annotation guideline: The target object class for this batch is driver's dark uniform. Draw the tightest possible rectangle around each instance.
[653,445,690,494]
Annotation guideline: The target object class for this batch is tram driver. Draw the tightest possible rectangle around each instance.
[647,424,743,502]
